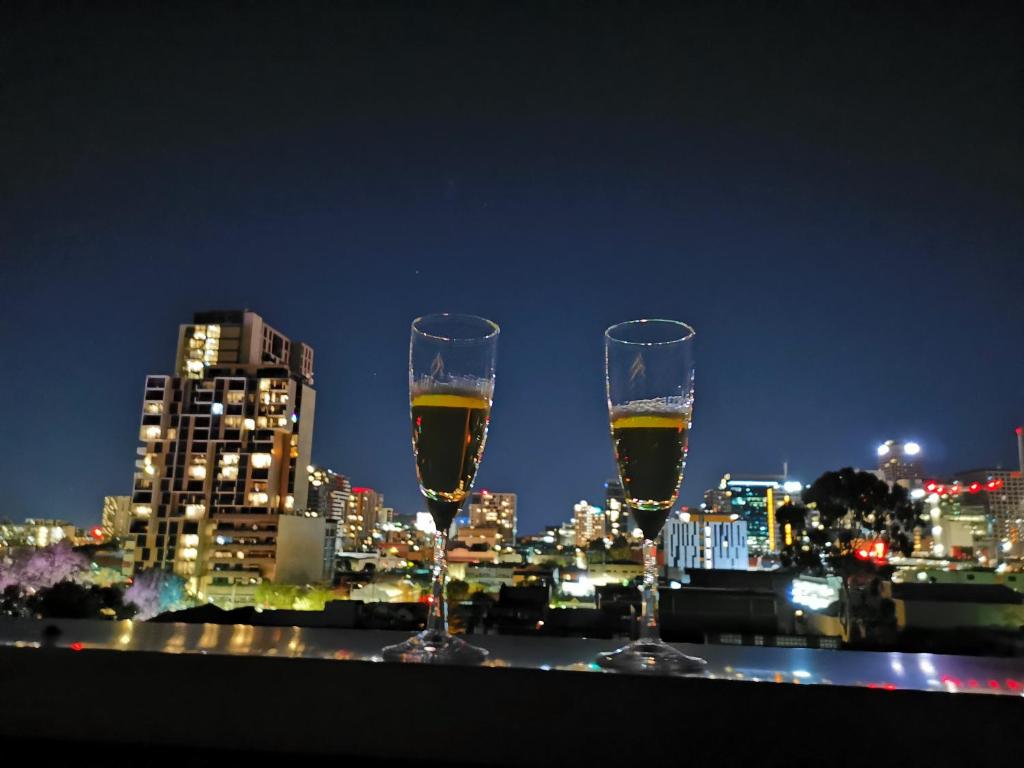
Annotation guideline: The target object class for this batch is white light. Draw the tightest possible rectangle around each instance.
[931,525,943,537]
[251,453,272,469]
[904,442,921,456]
[877,444,890,457]
[910,488,926,500]
[791,578,839,610]
[1002,541,1013,553]
[792,670,811,678]
[211,403,224,415]
[916,571,928,582]
[783,481,803,494]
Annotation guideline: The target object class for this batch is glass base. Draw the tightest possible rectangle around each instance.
[381,629,489,665]
[596,639,707,675]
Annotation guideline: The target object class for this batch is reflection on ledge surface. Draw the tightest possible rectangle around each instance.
[1,617,1022,695]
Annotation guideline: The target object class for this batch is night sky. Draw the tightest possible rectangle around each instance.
[2,2,1022,531]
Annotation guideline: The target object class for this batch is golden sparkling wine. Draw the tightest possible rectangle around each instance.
[411,392,490,504]
[611,411,689,538]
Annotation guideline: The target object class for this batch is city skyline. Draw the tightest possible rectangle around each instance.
[3,3,1022,532]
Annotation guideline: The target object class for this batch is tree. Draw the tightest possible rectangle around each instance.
[124,569,187,619]
[0,542,88,592]
[801,468,915,642]
[28,581,134,620]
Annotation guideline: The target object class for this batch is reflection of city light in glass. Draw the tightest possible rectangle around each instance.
[911,488,926,499]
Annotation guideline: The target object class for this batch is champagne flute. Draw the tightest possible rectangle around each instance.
[597,319,705,674]
[382,313,498,663]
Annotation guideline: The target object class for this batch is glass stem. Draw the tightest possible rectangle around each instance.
[639,537,660,642]
[426,529,450,635]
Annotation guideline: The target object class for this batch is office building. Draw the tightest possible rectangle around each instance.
[877,439,924,487]
[307,466,351,566]
[573,500,606,547]
[664,512,748,572]
[709,474,801,556]
[603,478,634,538]
[343,487,384,550]
[129,310,320,602]
[951,469,1024,546]
[102,495,132,539]
[469,490,517,544]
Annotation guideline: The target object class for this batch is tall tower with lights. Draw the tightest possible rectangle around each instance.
[877,440,923,487]
[129,311,321,605]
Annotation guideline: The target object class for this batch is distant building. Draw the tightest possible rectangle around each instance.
[306,466,351,573]
[128,310,320,602]
[877,439,924,487]
[344,487,384,550]
[603,479,632,538]
[102,496,132,539]
[573,500,605,547]
[703,486,730,515]
[950,431,1024,548]
[469,491,517,544]
[0,519,76,549]
[664,512,748,572]
[457,525,501,548]
[711,474,798,556]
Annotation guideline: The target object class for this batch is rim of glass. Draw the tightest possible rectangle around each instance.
[412,313,500,342]
[605,318,696,346]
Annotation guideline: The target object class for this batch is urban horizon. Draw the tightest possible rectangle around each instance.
[1,304,1021,533]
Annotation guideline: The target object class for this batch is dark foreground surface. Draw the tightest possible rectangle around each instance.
[0,618,1020,767]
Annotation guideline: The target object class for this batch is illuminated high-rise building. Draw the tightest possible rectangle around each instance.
[877,439,923,487]
[101,495,132,539]
[469,490,517,544]
[710,474,802,556]
[307,466,351,570]
[344,487,384,550]
[129,310,321,604]
[603,478,632,538]
[573,500,606,547]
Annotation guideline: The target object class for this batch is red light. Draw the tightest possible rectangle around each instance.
[856,549,870,560]
[988,679,1001,689]
[1007,679,1021,690]
[941,675,961,687]
[352,487,371,494]
[70,642,84,652]
[925,482,937,492]
[90,526,104,540]
[1016,427,1023,436]
[968,482,981,494]
[949,484,960,495]
[934,485,945,495]
[967,678,979,688]
[988,479,1003,491]
[883,683,897,690]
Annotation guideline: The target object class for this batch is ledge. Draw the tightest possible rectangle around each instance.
[0,618,1021,766]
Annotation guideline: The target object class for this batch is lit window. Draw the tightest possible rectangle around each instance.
[251,453,272,469]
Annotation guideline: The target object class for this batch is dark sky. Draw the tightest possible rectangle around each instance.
[2,1,1022,531]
